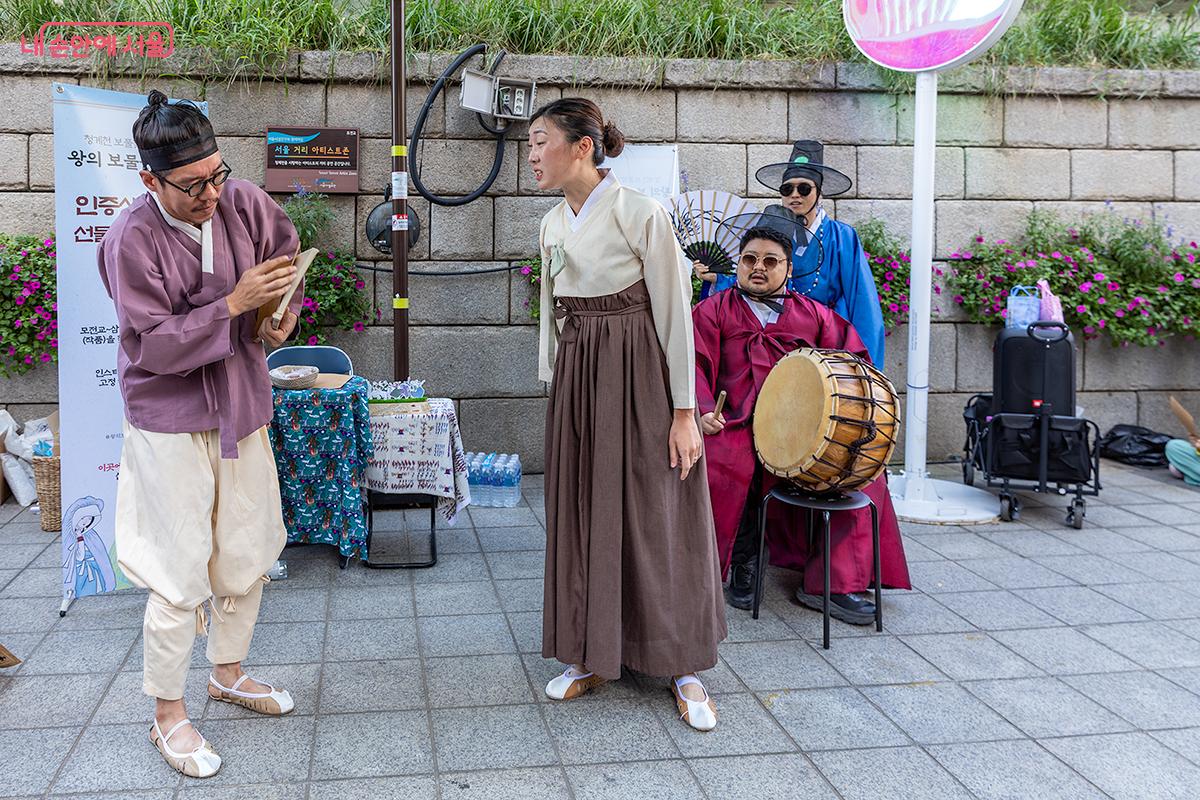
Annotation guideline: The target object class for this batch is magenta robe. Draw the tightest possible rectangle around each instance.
[693,289,911,593]
[98,178,300,458]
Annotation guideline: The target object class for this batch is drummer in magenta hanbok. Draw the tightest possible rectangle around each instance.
[692,213,910,622]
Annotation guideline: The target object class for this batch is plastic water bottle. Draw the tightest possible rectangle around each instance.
[482,452,498,506]
[511,455,523,506]
[500,455,518,507]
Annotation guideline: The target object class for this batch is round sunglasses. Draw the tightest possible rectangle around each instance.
[739,253,786,270]
[779,182,817,198]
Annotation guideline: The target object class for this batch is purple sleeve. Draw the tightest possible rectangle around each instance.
[234,182,304,318]
[100,226,234,376]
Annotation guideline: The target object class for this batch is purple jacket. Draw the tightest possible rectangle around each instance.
[98,178,300,458]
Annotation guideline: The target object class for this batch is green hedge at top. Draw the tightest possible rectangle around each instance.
[1,0,1196,77]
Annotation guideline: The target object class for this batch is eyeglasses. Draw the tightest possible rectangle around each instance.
[739,253,785,271]
[154,161,233,198]
[779,182,816,198]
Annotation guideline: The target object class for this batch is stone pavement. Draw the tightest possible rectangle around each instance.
[2,460,1200,799]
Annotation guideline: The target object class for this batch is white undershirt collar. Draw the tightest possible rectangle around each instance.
[150,191,214,274]
[566,169,617,232]
[740,291,781,328]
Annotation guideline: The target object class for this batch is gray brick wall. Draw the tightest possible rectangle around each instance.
[3,53,1200,467]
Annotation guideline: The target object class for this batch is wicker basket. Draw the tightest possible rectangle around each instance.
[31,455,61,532]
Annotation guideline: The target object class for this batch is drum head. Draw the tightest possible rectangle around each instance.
[753,350,833,476]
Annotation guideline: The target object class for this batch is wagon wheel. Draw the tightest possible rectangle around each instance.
[1066,498,1086,530]
[961,453,975,486]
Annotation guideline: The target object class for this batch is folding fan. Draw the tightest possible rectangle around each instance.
[668,190,757,274]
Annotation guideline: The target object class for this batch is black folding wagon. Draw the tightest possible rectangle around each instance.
[961,321,1102,528]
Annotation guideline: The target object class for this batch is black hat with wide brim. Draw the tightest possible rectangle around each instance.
[712,204,811,273]
[755,140,852,197]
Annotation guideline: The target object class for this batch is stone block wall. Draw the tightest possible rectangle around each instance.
[1,49,1199,469]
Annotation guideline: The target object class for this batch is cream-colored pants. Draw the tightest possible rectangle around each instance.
[116,423,286,700]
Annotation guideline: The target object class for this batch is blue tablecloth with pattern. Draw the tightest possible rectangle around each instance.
[269,376,374,560]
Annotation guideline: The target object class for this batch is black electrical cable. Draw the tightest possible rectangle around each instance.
[355,261,529,277]
[408,45,510,207]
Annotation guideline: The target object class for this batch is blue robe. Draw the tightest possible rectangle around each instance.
[711,216,886,366]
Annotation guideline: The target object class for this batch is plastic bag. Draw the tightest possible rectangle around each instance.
[6,415,53,463]
[0,453,37,506]
[1037,279,1064,323]
[1098,424,1173,467]
[1006,285,1041,329]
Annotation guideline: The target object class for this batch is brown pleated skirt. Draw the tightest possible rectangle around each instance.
[543,280,727,680]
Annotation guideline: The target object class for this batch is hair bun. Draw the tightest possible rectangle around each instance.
[147,89,169,108]
[601,121,625,159]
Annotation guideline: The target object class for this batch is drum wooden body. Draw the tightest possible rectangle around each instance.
[753,348,899,493]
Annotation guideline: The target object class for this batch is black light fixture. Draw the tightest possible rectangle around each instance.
[366,185,421,256]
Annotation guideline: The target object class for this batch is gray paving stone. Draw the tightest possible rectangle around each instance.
[763,687,909,750]
[1160,666,1200,695]
[908,561,1000,593]
[653,692,793,758]
[1032,554,1152,585]
[1022,585,1149,625]
[862,682,1024,744]
[319,658,424,713]
[929,739,1106,800]
[328,585,414,620]
[1,567,64,597]
[1120,551,1200,582]
[0,671,110,728]
[957,556,1079,589]
[425,653,535,708]
[766,597,878,640]
[1042,732,1200,800]
[543,696,678,764]
[51,791,175,800]
[467,505,541,529]
[898,538,946,562]
[55,591,150,631]
[0,543,47,570]
[0,596,60,633]
[964,676,1134,738]
[1151,728,1200,766]
[430,526,482,555]
[475,526,546,552]
[688,753,838,800]
[521,655,646,704]
[483,550,545,581]
[312,710,434,778]
[192,716,313,787]
[992,627,1141,674]
[507,611,543,653]
[909,533,1012,560]
[432,704,556,771]
[818,636,947,685]
[310,776,438,800]
[92,668,211,725]
[900,632,1043,680]
[1117,526,1200,551]
[721,640,847,691]
[0,727,76,796]
[272,555,339,588]
[324,618,415,662]
[256,587,330,623]
[934,590,1063,630]
[52,722,180,793]
[178,784,305,800]
[419,613,516,657]
[414,581,502,616]
[633,658,748,698]
[1063,670,1200,730]
[494,578,543,613]
[1080,621,1200,669]
[410,553,492,584]
[978,529,1086,558]
[1072,505,1163,529]
[813,745,971,799]
[440,768,569,800]
[1048,527,1154,555]
[875,593,976,635]
[721,604,801,643]
[1093,582,1200,621]
[18,627,136,675]
[567,760,705,800]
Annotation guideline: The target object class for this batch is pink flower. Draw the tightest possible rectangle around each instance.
[1174,272,1185,282]
[1115,310,1125,318]
[1051,251,1062,259]
[1094,273,1106,281]
[305,315,316,324]
[1098,319,1106,328]
[1084,325,1095,335]
[1158,286,1169,293]
[307,335,319,345]
[953,295,964,304]
[23,356,32,365]
[1107,282,1119,291]
[888,303,899,313]
[1076,305,1087,314]
[354,280,365,290]
[14,297,23,306]
[884,271,896,281]
[39,353,50,363]
[1097,297,1106,305]
[353,322,365,333]
[12,320,21,328]
[42,239,52,248]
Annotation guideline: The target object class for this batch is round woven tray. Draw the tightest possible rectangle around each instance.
[32,455,61,532]
[270,365,319,390]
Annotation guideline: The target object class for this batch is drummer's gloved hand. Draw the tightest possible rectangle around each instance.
[700,412,726,436]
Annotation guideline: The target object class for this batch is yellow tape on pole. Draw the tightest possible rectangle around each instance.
[391,145,408,157]
[393,297,409,309]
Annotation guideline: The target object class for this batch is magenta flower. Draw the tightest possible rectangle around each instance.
[14,297,23,306]
[953,295,964,304]
[39,353,50,363]
[1051,251,1062,259]
[1097,297,1106,305]
[307,335,319,345]
[354,280,365,290]
[43,239,52,248]
[1174,273,1185,282]
[1079,282,1092,292]
[1107,282,1119,291]
[1093,273,1105,281]
[1158,286,1169,293]
[1076,305,1087,314]
[1084,325,1095,335]
[23,356,32,365]
[1115,310,1125,318]
[353,322,365,332]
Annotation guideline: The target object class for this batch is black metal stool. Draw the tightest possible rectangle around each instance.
[361,490,439,569]
[754,485,882,649]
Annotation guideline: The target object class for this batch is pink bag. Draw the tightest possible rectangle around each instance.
[1037,279,1064,323]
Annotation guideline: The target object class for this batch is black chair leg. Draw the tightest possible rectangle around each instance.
[753,495,770,619]
[822,510,831,650]
[870,500,882,632]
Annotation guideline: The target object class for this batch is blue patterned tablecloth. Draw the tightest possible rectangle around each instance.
[269,376,374,560]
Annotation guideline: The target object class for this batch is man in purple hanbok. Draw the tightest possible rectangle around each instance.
[97,90,303,778]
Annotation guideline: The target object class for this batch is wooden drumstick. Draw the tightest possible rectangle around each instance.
[714,390,727,418]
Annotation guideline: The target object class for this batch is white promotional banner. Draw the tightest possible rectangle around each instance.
[52,84,208,611]
[602,144,679,208]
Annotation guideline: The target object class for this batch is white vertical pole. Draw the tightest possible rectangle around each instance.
[902,70,938,498]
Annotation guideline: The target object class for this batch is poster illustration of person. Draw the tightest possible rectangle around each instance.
[61,496,121,601]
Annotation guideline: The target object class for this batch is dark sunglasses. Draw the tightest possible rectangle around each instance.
[739,253,785,271]
[154,161,233,198]
[780,182,816,198]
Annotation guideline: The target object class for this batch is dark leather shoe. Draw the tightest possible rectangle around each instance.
[725,559,757,610]
[795,590,876,625]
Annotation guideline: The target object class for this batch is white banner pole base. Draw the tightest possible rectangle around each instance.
[890,473,1000,524]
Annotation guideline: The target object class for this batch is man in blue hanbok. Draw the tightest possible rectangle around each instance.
[698,140,886,367]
